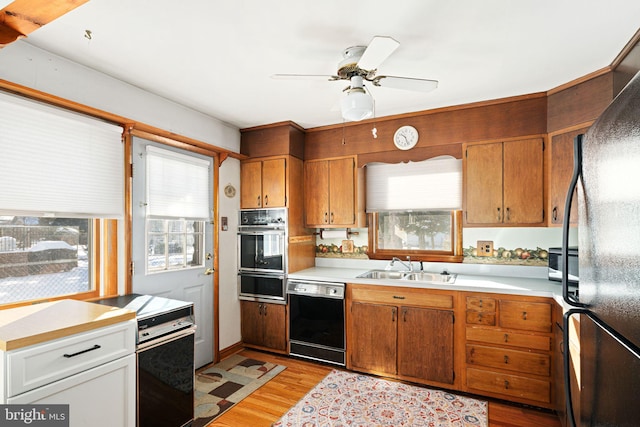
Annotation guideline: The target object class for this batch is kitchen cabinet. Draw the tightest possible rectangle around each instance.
[462,292,554,408]
[305,156,364,228]
[464,137,544,226]
[240,157,286,208]
[347,284,455,386]
[0,320,136,426]
[548,127,589,226]
[240,300,287,353]
[553,301,581,427]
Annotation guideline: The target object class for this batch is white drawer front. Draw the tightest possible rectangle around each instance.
[7,320,135,398]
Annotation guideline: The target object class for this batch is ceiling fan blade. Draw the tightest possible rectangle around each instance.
[271,74,340,81]
[372,75,438,92]
[357,36,400,71]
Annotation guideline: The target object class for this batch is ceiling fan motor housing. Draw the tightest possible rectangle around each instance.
[337,46,368,79]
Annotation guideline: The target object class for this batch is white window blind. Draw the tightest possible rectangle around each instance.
[0,91,124,218]
[146,146,211,219]
[366,156,462,211]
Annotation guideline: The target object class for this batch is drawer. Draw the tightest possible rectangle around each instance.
[7,320,135,397]
[466,344,550,376]
[466,327,551,351]
[499,300,552,332]
[466,311,496,326]
[351,287,453,309]
[466,367,550,403]
[466,296,496,312]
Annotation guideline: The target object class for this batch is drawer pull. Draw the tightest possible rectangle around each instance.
[503,333,509,343]
[504,380,510,390]
[504,355,509,364]
[393,295,405,299]
[63,344,101,358]
[522,311,528,320]
[479,299,483,308]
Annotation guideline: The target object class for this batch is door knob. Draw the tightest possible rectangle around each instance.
[204,268,215,275]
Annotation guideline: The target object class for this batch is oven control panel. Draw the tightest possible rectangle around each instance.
[240,208,287,228]
[287,279,345,299]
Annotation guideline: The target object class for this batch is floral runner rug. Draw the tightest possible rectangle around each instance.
[193,354,286,427]
[273,369,487,427]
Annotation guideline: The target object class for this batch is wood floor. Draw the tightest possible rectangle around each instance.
[208,348,561,427]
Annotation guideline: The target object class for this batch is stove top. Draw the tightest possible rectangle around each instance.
[93,294,194,344]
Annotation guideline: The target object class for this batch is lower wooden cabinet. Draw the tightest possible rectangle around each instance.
[462,292,554,408]
[347,284,455,387]
[240,300,287,353]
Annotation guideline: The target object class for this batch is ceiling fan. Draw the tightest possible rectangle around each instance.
[273,36,438,122]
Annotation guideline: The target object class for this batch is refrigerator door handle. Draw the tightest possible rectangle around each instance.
[562,134,587,307]
[563,309,640,427]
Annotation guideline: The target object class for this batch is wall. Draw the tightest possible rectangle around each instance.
[0,41,243,347]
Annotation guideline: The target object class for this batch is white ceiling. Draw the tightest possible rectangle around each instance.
[21,0,640,130]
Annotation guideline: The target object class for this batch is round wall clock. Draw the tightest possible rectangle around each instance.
[224,184,236,198]
[393,125,419,150]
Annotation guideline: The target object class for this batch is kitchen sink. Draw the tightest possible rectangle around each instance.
[405,272,457,284]
[356,270,409,280]
[356,270,457,284]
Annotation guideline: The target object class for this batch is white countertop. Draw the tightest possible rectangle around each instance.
[289,266,574,308]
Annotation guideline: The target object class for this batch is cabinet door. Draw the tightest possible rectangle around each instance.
[262,158,286,207]
[349,302,397,374]
[465,142,503,224]
[261,302,287,351]
[503,138,544,224]
[240,300,263,346]
[240,161,263,208]
[328,157,355,226]
[398,307,454,384]
[304,160,330,226]
[549,130,585,225]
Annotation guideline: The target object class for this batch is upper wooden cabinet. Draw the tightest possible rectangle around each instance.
[464,138,544,226]
[240,157,287,208]
[304,156,364,228]
[547,127,589,226]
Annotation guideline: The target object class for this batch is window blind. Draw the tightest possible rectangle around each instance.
[365,156,462,211]
[146,145,211,219]
[0,91,124,218]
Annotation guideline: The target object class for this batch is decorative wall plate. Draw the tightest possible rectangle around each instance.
[224,184,236,198]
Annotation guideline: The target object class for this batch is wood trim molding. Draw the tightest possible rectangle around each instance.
[546,67,612,96]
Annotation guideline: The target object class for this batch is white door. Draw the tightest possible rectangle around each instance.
[131,137,214,368]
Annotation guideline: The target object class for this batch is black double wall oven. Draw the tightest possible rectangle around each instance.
[238,208,288,304]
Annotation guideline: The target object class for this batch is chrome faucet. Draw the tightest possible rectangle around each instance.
[390,256,413,272]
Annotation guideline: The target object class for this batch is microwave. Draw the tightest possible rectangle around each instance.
[548,247,579,285]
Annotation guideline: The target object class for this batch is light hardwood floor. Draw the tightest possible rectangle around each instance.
[209,349,561,427]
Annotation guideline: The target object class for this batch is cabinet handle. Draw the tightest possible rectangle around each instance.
[391,307,396,322]
[258,303,263,315]
[393,295,405,300]
[504,380,510,390]
[552,206,558,221]
[497,207,501,221]
[403,308,408,322]
[479,299,483,308]
[264,195,269,206]
[263,304,267,316]
[504,355,509,364]
[63,344,101,358]
[324,212,328,223]
[503,333,509,343]
[257,195,261,207]
[330,212,334,224]
[506,207,511,221]
[522,311,527,320]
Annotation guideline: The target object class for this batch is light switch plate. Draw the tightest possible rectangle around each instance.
[477,240,494,257]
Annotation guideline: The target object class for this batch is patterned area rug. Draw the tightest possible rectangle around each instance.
[193,354,286,427]
[274,369,488,427]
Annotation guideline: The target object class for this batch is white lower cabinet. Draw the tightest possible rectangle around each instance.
[1,320,136,427]
[7,354,136,426]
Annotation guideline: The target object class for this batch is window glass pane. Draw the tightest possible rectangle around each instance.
[0,216,92,305]
[377,211,452,251]
[146,218,204,273]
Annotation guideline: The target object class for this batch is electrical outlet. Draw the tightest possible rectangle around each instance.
[477,240,494,257]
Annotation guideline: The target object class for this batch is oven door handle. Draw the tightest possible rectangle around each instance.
[137,326,196,352]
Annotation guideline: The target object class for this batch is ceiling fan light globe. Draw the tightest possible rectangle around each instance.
[341,89,373,122]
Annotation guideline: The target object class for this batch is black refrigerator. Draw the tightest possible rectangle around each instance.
[561,69,640,426]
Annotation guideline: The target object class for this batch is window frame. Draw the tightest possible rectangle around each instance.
[367,210,464,263]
